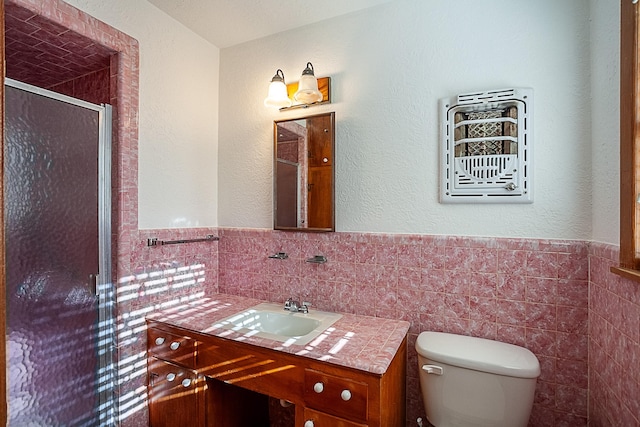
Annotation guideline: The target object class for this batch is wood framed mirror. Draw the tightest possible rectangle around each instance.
[274,112,335,232]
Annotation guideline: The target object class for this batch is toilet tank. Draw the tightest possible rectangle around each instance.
[416,332,540,427]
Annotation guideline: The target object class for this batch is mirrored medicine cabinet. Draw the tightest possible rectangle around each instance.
[274,112,335,232]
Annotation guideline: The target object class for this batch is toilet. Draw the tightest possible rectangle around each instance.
[415,332,540,427]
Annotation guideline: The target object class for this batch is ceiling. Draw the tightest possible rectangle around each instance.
[3,1,392,91]
[145,0,393,48]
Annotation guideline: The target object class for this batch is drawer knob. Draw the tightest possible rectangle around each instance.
[313,382,324,393]
[304,421,314,427]
[166,373,176,382]
[155,337,165,345]
[341,389,352,401]
[181,378,192,388]
[170,341,180,350]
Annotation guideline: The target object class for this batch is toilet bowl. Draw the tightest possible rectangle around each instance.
[416,332,540,427]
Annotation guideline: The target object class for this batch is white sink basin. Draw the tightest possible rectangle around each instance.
[215,302,342,345]
[236,311,319,336]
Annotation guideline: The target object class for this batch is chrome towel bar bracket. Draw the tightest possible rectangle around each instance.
[269,252,289,260]
[306,255,327,264]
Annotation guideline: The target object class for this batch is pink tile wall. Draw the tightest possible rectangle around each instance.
[589,243,640,427]
[48,67,111,105]
[218,228,590,426]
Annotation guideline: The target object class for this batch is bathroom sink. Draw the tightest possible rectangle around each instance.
[214,302,342,345]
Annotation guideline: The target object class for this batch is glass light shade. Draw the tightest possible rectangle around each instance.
[294,75,323,104]
[294,62,323,104]
[264,81,291,108]
[264,69,292,108]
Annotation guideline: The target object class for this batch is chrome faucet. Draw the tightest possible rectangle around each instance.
[284,298,310,314]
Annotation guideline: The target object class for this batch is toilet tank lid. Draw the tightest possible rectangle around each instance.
[416,332,540,379]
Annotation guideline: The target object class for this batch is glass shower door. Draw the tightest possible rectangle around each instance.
[5,79,113,426]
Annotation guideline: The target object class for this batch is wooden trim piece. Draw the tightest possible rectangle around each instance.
[619,0,640,269]
[611,266,640,283]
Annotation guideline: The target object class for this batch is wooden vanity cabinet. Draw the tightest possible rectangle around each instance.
[146,320,407,427]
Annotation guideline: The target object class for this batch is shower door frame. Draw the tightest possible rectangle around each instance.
[1,4,7,423]
[4,77,116,425]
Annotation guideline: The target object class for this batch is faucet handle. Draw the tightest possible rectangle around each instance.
[284,297,299,311]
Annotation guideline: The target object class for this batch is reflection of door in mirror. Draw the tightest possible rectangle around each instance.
[306,114,333,229]
[274,112,335,231]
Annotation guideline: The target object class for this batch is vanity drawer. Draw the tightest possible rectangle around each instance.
[197,339,303,403]
[148,327,196,369]
[147,357,204,427]
[304,369,368,423]
[303,407,368,427]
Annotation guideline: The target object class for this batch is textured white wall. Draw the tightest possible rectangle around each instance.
[219,0,593,239]
[590,0,620,246]
[64,0,220,229]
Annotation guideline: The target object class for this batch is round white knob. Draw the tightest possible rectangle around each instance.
[166,373,176,382]
[323,157,328,163]
[304,421,314,427]
[313,382,324,393]
[181,378,192,388]
[155,337,165,345]
[341,389,352,401]
[170,341,180,350]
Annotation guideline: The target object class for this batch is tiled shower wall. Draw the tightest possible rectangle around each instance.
[217,227,591,426]
[48,67,111,105]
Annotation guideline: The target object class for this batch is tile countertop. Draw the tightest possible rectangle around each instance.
[146,293,410,375]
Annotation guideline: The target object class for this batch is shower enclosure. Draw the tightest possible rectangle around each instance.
[4,79,115,425]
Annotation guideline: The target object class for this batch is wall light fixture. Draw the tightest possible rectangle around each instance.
[265,62,331,111]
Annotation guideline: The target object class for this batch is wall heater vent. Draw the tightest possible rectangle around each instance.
[440,87,533,203]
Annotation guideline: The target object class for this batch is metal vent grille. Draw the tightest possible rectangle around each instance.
[440,88,532,203]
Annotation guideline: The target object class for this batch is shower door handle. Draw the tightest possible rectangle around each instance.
[89,273,99,296]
